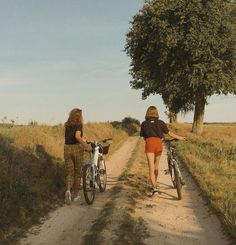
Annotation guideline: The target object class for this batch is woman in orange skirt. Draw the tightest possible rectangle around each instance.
[140,106,184,195]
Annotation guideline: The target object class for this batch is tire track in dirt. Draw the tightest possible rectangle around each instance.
[135,143,232,245]
[82,138,232,245]
[19,136,139,245]
[19,137,233,245]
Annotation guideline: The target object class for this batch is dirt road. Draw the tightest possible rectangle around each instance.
[20,137,139,245]
[19,137,231,245]
[137,145,231,245]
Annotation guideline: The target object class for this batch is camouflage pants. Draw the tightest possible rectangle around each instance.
[64,144,84,192]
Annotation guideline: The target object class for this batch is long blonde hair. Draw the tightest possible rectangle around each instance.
[145,106,159,120]
[65,108,83,127]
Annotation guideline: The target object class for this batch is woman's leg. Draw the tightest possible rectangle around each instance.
[146,153,156,188]
[64,146,74,191]
[73,145,84,196]
[64,145,74,204]
[154,153,162,187]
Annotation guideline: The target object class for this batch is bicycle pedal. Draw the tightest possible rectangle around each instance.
[164,169,170,175]
[181,180,185,185]
[99,170,106,175]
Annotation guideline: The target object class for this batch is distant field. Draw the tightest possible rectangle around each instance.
[0,123,128,241]
[170,123,236,238]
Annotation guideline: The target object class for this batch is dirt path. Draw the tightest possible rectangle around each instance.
[19,137,232,245]
[137,145,231,245]
[20,136,139,245]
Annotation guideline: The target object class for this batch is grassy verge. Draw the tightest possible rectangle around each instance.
[81,138,150,245]
[0,123,128,243]
[169,123,236,238]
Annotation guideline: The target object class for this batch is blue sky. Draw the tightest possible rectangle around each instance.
[0,0,235,125]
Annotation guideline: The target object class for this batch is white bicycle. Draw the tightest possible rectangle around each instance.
[82,138,112,205]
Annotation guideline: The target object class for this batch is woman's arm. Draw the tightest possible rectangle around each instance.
[168,131,185,140]
[75,131,91,151]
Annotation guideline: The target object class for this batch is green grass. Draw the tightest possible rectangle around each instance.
[170,123,236,238]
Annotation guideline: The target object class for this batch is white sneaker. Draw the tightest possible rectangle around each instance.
[73,194,81,202]
[152,188,160,196]
[65,190,72,205]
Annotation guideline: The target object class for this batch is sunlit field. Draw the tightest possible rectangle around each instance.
[0,123,128,240]
[170,123,236,237]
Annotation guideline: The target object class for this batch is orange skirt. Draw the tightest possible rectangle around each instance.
[145,137,163,153]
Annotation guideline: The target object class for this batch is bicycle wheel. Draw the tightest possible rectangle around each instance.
[168,157,176,188]
[97,157,107,192]
[82,164,95,205]
[173,163,182,200]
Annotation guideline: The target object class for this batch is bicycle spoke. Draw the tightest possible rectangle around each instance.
[97,158,107,192]
[83,164,95,204]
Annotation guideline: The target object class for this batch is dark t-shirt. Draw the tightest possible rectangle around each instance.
[65,124,83,145]
[140,118,169,139]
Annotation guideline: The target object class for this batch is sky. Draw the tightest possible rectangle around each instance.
[0,0,235,125]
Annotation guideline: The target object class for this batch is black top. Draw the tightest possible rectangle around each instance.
[140,118,169,139]
[65,124,83,145]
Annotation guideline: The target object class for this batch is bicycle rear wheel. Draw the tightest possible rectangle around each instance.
[82,164,95,205]
[97,157,107,192]
[173,164,182,200]
[168,157,176,188]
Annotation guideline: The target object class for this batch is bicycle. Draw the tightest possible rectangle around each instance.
[82,138,112,205]
[164,139,185,200]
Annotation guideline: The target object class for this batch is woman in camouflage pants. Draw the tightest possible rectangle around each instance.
[64,108,91,205]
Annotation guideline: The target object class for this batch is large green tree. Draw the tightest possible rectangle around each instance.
[125,0,236,134]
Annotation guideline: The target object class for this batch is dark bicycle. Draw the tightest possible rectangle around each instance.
[82,138,112,205]
[164,139,185,200]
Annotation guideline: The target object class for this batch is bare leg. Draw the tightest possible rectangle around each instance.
[146,153,156,188]
[154,153,161,187]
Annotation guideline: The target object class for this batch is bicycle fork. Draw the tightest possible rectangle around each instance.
[173,160,185,185]
[91,146,100,186]
[167,157,182,184]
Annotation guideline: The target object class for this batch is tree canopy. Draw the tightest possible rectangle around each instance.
[125,0,236,134]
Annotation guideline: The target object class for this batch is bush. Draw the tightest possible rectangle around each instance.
[111,117,140,136]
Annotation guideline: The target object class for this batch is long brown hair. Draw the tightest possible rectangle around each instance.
[145,106,159,120]
[64,108,83,127]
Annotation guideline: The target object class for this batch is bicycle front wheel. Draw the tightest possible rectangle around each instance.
[82,164,95,205]
[97,157,107,192]
[168,157,176,188]
[174,164,182,200]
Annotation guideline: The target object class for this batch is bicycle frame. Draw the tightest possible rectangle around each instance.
[167,143,183,182]
[90,143,103,186]
[82,138,111,204]
[164,139,184,200]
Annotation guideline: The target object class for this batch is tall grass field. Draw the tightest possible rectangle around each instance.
[0,123,128,242]
[170,123,236,238]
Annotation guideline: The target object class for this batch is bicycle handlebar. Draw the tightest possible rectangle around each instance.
[102,137,112,143]
[163,138,180,152]
[87,138,112,145]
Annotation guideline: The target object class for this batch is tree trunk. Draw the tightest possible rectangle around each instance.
[169,111,178,123]
[192,94,206,135]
